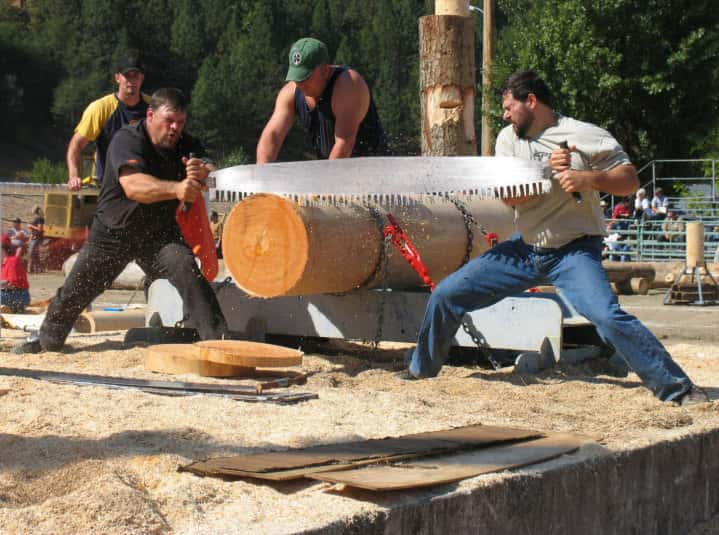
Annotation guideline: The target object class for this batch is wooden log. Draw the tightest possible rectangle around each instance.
[631,277,650,295]
[145,344,253,377]
[613,277,650,295]
[602,261,655,283]
[74,309,146,333]
[196,340,303,368]
[435,0,470,16]
[419,15,476,155]
[222,194,514,297]
[686,222,704,268]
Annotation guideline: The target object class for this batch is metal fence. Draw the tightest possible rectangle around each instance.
[604,218,719,263]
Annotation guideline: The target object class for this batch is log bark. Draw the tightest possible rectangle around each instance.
[420,15,476,156]
[222,194,514,297]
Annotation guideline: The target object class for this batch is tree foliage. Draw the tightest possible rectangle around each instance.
[494,0,719,162]
[0,0,717,171]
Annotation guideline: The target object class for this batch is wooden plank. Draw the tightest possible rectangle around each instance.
[308,433,588,491]
[180,424,542,480]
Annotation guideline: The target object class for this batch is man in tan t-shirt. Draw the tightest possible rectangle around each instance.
[403,70,707,406]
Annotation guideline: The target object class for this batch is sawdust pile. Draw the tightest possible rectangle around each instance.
[1,326,718,534]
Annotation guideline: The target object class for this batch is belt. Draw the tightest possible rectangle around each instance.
[527,234,602,254]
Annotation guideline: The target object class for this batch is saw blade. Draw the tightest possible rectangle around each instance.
[210,156,551,204]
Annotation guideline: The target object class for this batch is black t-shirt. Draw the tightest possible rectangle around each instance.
[96,120,206,235]
[30,216,44,239]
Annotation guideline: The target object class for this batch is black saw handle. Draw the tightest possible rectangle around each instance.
[558,141,582,204]
[182,152,196,213]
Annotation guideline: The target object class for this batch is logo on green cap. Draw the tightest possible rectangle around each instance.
[286,37,329,82]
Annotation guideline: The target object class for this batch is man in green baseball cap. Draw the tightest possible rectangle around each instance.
[257,37,390,162]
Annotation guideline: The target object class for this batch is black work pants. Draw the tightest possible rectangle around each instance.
[39,219,228,350]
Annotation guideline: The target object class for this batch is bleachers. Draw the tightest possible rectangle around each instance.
[603,217,719,262]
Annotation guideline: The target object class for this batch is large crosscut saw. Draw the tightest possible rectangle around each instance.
[210,156,551,204]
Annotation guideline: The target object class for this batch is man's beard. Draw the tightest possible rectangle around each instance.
[512,109,533,139]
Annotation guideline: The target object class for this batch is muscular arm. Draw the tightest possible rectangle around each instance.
[66,132,91,191]
[256,84,297,163]
[118,163,204,205]
[329,69,370,159]
[551,147,639,196]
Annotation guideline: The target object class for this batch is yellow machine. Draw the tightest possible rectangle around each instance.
[42,189,99,239]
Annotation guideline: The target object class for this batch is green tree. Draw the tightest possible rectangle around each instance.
[494,0,719,163]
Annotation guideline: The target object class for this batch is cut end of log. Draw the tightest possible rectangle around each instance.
[196,340,303,368]
[146,344,254,377]
[222,194,309,298]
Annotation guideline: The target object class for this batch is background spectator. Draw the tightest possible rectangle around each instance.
[650,187,670,217]
[1,233,31,313]
[27,205,45,273]
[6,217,29,249]
[660,209,685,243]
[634,188,654,219]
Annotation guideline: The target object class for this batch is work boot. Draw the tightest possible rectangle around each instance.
[11,332,44,355]
[677,386,711,406]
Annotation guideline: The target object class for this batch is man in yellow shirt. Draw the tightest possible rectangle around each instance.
[66,53,149,190]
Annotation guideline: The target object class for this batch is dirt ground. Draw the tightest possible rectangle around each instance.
[1,270,718,534]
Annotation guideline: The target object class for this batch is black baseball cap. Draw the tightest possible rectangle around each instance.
[117,53,144,75]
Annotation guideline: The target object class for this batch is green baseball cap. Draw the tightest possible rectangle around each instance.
[286,38,329,82]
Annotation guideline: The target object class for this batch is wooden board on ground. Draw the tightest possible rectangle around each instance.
[196,340,303,368]
[180,424,542,481]
[146,344,253,377]
[309,433,588,491]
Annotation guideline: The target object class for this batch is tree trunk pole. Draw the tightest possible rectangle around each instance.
[481,0,495,156]
[420,1,476,156]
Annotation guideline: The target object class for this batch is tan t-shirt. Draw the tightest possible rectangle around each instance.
[495,115,631,248]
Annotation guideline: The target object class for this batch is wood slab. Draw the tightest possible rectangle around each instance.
[180,424,542,480]
[146,344,254,377]
[196,340,303,368]
[309,433,588,491]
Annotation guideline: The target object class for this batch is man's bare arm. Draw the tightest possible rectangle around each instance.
[329,70,370,159]
[256,84,297,163]
[119,164,203,204]
[66,132,91,191]
[550,147,639,196]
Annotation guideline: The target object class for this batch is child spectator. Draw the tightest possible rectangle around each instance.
[1,233,31,313]
[6,217,29,249]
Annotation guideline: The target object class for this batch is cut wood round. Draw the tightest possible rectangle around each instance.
[196,340,303,368]
[146,344,254,377]
[222,193,514,297]
[686,222,705,268]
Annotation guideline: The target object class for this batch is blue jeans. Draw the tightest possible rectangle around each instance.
[408,235,692,401]
[1,288,30,312]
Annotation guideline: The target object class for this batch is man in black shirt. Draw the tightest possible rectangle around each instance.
[14,88,228,354]
[257,37,390,162]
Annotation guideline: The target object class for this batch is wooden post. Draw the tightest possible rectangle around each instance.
[686,221,705,268]
[435,0,470,16]
[481,0,495,156]
[420,1,476,156]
